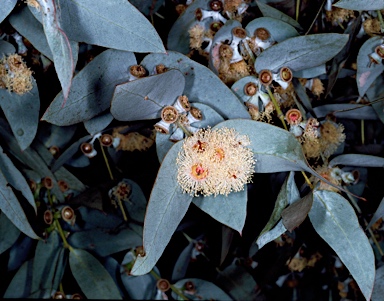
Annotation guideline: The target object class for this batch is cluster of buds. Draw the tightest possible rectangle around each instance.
[259,67,293,90]
[368,43,384,66]
[313,165,359,192]
[80,133,120,158]
[154,95,203,142]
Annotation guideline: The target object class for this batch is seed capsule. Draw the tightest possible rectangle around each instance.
[100,134,113,147]
[58,180,69,192]
[279,66,293,82]
[43,210,53,225]
[61,206,75,224]
[259,69,273,86]
[80,142,93,154]
[156,279,171,292]
[254,27,271,41]
[209,0,223,11]
[190,107,203,121]
[42,176,54,189]
[129,65,147,78]
[244,82,258,96]
[232,27,247,39]
[161,106,179,124]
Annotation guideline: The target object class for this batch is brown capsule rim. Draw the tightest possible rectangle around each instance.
[209,0,223,11]
[259,69,273,86]
[244,82,258,96]
[232,27,247,39]
[280,66,293,82]
[161,106,179,124]
[100,133,113,147]
[80,142,93,154]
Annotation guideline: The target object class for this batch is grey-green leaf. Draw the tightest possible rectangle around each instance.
[9,6,53,60]
[0,0,17,24]
[83,112,114,135]
[37,0,75,100]
[313,103,378,120]
[0,212,20,254]
[131,141,193,276]
[281,192,313,232]
[0,40,16,55]
[334,0,384,10]
[256,1,302,30]
[213,119,310,173]
[42,49,136,126]
[69,248,122,299]
[356,37,384,97]
[55,0,165,53]
[309,190,375,301]
[4,260,33,298]
[255,33,349,72]
[0,145,36,213]
[256,220,287,251]
[193,189,247,234]
[0,169,38,239]
[0,78,40,150]
[329,154,384,168]
[173,278,232,300]
[111,69,186,121]
[141,51,250,119]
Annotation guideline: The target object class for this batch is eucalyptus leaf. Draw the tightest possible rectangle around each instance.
[140,51,250,119]
[0,212,20,254]
[365,73,384,124]
[42,49,136,126]
[334,0,384,10]
[372,265,384,301]
[0,40,16,55]
[0,145,36,212]
[292,64,327,78]
[329,154,384,168]
[245,17,299,44]
[83,112,114,136]
[36,0,75,101]
[172,278,232,300]
[0,0,17,24]
[69,248,122,299]
[0,78,40,150]
[131,141,193,276]
[213,119,311,173]
[9,6,53,60]
[356,36,384,97]
[172,242,194,282]
[0,169,38,239]
[193,189,247,234]
[256,220,287,251]
[292,78,315,116]
[367,196,384,229]
[255,33,349,73]
[31,231,61,297]
[68,226,142,257]
[281,192,313,232]
[122,179,147,223]
[55,0,165,53]
[4,260,33,298]
[309,190,375,301]
[313,103,378,120]
[8,236,34,271]
[256,1,302,30]
[111,69,186,121]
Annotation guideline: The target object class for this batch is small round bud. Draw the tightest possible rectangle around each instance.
[189,107,203,121]
[219,44,233,59]
[53,291,66,299]
[209,0,223,11]
[80,142,93,155]
[156,279,171,292]
[58,180,69,192]
[195,8,203,21]
[259,70,273,86]
[161,106,179,124]
[43,210,53,225]
[61,206,75,223]
[100,134,113,147]
[279,67,293,82]
[49,145,60,158]
[232,27,247,39]
[176,95,191,112]
[155,64,167,74]
[135,246,146,257]
[254,28,271,41]
[285,109,302,125]
[376,45,384,59]
[28,179,37,192]
[129,65,147,78]
[244,82,258,96]
[184,281,196,292]
[210,21,223,32]
[42,176,54,189]
[71,293,83,299]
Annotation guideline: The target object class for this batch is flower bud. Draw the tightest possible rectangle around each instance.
[58,180,69,192]
[100,134,113,147]
[53,291,66,299]
[49,145,60,158]
[42,176,54,189]
[285,109,302,125]
[70,293,83,299]
[61,206,76,225]
[259,69,273,86]
[188,107,203,123]
[209,0,223,11]
[244,82,258,96]
[232,27,247,40]
[43,210,53,225]
[376,45,384,59]
[156,279,171,292]
[184,281,196,294]
[174,95,191,113]
[210,21,223,33]
[80,142,97,158]
[128,65,147,81]
[254,27,273,49]
[154,64,167,74]
[161,106,179,124]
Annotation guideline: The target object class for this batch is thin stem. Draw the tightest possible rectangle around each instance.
[118,199,128,222]
[54,219,72,250]
[177,121,193,137]
[295,0,300,22]
[305,0,326,35]
[378,10,384,33]
[149,270,189,300]
[266,86,288,130]
[361,119,365,145]
[242,39,256,65]
[99,139,114,180]
[301,171,313,189]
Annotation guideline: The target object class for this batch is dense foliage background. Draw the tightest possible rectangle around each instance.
[1,0,384,300]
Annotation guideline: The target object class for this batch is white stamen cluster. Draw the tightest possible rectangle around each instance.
[176,127,255,197]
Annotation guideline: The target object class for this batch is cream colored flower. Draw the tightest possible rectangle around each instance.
[177,127,255,197]
[0,54,33,95]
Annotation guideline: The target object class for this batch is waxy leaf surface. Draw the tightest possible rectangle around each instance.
[334,0,384,10]
[0,0,17,24]
[329,154,384,168]
[256,1,302,29]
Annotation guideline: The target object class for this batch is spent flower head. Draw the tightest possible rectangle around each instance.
[177,127,255,197]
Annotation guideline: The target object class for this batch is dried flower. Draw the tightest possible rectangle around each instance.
[363,18,381,36]
[285,109,302,126]
[177,127,255,196]
[0,54,33,95]
[325,7,355,26]
[319,120,346,157]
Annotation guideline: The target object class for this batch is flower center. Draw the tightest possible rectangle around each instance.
[214,148,225,161]
[191,164,208,180]
[193,140,207,153]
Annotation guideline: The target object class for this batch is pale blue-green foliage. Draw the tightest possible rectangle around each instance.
[0,0,17,24]
[172,278,233,300]
[309,190,375,301]
[334,0,384,10]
